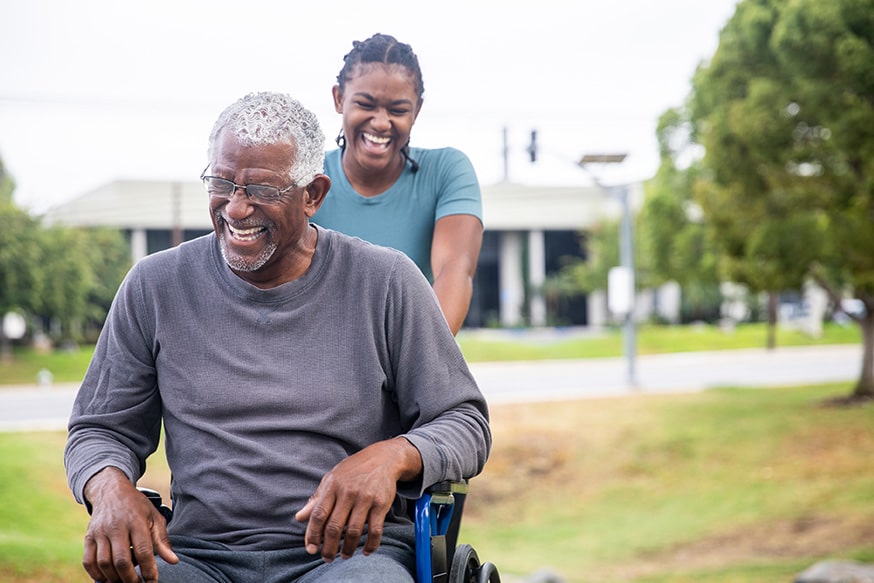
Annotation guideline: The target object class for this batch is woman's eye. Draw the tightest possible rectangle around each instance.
[355,101,375,110]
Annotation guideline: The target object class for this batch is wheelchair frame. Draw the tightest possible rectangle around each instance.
[139,481,499,583]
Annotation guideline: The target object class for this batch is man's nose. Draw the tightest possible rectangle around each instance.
[223,187,256,216]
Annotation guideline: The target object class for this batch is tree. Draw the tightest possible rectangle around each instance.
[0,201,44,362]
[32,224,131,344]
[689,0,874,398]
[36,226,95,343]
[638,108,724,322]
[0,153,131,357]
[554,220,620,295]
[81,228,132,336]
[0,156,14,204]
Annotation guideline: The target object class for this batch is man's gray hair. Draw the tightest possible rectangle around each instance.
[208,92,325,186]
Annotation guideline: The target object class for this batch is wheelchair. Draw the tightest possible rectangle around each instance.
[139,480,499,583]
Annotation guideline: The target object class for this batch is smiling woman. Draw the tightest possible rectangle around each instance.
[310,33,484,335]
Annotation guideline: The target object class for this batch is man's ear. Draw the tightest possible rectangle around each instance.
[304,174,331,217]
[332,85,343,114]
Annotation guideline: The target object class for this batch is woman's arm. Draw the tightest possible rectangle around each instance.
[431,214,484,334]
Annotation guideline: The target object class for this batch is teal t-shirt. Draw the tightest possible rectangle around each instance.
[311,147,482,282]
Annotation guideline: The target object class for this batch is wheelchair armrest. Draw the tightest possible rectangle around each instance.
[425,480,468,496]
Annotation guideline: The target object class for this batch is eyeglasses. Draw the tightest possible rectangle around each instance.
[200,165,298,205]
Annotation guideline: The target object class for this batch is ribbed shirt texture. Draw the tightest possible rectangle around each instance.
[65,227,491,550]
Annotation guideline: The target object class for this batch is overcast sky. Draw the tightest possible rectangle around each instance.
[1,0,739,213]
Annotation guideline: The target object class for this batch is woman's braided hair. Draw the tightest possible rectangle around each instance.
[336,33,424,99]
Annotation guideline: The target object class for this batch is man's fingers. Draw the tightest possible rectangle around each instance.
[132,511,177,583]
[294,497,314,523]
[93,534,121,583]
[362,508,386,556]
[341,505,370,559]
[88,531,137,583]
[152,521,179,566]
[319,503,351,562]
[82,535,105,582]
[109,531,140,583]
[300,490,336,557]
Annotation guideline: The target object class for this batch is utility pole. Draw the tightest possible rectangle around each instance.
[579,153,637,389]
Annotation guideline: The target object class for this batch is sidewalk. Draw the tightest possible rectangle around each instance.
[0,382,80,431]
[0,344,863,431]
[475,343,862,403]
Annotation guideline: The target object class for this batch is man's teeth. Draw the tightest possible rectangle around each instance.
[364,133,390,144]
[228,225,264,240]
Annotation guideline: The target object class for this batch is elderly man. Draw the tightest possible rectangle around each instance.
[65,92,491,583]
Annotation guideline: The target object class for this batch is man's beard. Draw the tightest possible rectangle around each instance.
[219,236,277,272]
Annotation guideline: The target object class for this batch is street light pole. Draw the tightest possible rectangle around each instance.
[617,183,637,388]
[579,154,637,389]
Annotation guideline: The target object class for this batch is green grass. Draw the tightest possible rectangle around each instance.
[0,346,93,385]
[2,383,872,582]
[0,322,861,385]
[460,383,874,582]
[0,432,89,582]
[456,321,860,362]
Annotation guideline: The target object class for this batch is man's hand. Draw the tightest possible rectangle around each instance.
[295,437,422,562]
[82,467,179,583]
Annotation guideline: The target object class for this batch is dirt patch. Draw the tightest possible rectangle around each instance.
[599,513,874,580]
[464,394,874,581]
[820,394,874,408]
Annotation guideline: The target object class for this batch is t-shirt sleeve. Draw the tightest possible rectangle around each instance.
[433,148,483,223]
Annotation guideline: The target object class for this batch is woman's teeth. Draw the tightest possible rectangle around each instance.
[364,133,390,145]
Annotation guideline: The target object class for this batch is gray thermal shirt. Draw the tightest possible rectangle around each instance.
[65,226,491,550]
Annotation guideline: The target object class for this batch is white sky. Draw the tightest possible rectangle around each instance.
[1,0,738,213]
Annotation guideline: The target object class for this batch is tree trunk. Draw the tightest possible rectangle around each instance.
[852,311,874,398]
[766,291,778,350]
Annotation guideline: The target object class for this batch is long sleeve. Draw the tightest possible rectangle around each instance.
[65,261,164,505]
[63,230,490,549]
[380,254,491,497]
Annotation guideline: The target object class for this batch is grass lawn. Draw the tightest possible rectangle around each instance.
[461,382,874,582]
[1,382,872,582]
[457,321,861,362]
[0,322,862,385]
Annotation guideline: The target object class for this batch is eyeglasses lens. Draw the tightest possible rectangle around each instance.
[203,178,281,203]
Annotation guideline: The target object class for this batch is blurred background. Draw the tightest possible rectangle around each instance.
[2,1,874,582]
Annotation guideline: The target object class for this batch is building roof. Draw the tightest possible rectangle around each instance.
[43,179,636,232]
[43,180,213,230]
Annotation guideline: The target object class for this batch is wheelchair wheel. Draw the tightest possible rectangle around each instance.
[478,561,501,582]
[449,544,480,583]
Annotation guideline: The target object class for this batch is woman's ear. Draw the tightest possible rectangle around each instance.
[332,85,343,114]
[304,174,332,217]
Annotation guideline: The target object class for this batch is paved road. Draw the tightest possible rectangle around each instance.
[475,344,862,403]
[0,344,863,431]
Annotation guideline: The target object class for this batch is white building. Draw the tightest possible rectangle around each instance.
[44,179,649,329]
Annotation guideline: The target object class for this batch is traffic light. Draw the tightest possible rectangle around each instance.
[527,129,537,163]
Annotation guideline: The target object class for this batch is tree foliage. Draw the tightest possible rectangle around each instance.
[0,156,131,358]
[0,156,15,204]
[689,0,874,397]
[638,108,724,322]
